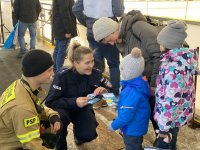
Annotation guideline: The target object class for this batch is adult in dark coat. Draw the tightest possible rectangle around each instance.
[52,0,77,73]
[93,10,161,140]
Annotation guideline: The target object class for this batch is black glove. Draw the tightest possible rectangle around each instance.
[41,132,58,149]
[49,115,61,126]
[40,115,61,149]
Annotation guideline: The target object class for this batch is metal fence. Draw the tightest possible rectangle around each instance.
[38,0,200,42]
[38,3,52,42]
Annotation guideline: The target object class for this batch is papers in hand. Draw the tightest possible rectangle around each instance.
[87,94,103,104]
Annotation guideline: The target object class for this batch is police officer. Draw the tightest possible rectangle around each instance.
[0,49,61,149]
[45,42,111,150]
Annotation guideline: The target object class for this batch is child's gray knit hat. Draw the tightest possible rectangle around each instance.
[157,20,187,49]
[120,47,144,80]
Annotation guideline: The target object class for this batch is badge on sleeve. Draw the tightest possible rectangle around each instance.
[24,116,39,127]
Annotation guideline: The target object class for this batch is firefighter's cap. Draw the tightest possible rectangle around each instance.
[22,49,54,77]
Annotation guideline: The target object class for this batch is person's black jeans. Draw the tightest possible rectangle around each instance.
[149,96,159,135]
[55,107,98,150]
[123,134,143,150]
[157,127,179,150]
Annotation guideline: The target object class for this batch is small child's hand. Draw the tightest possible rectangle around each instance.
[108,121,115,132]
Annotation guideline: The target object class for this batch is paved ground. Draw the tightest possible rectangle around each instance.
[0,48,21,94]
[0,41,200,150]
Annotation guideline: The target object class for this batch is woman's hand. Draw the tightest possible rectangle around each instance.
[94,87,107,95]
[76,97,89,108]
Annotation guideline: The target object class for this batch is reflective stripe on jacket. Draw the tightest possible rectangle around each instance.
[0,79,58,149]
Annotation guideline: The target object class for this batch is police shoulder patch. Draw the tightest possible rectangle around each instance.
[53,85,61,90]
[59,67,70,75]
[24,116,39,127]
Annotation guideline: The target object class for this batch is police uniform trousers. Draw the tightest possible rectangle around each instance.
[55,106,98,149]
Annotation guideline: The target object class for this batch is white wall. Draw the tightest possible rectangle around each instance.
[186,24,200,48]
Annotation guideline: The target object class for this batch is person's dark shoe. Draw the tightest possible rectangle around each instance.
[16,52,25,59]
[74,136,84,145]
[153,138,158,147]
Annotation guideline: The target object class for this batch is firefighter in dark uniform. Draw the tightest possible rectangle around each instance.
[45,42,112,150]
[0,50,61,150]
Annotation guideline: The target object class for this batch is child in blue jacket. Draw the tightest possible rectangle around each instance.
[108,47,151,150]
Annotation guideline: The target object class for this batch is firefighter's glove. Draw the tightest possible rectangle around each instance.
[49,115,61,133]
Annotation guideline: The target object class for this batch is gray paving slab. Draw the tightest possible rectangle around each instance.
[0,48,21,94]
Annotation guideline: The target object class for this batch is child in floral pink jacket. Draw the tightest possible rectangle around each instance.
[154,20,199,150]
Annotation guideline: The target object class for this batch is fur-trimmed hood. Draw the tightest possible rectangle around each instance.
[120,10,147,38]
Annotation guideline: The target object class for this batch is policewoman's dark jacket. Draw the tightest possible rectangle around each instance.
[45,68,109,110]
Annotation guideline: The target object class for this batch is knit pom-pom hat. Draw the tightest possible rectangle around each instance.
[120,47,144,80]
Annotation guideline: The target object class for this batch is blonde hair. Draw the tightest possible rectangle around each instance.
[67,41,93,66]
